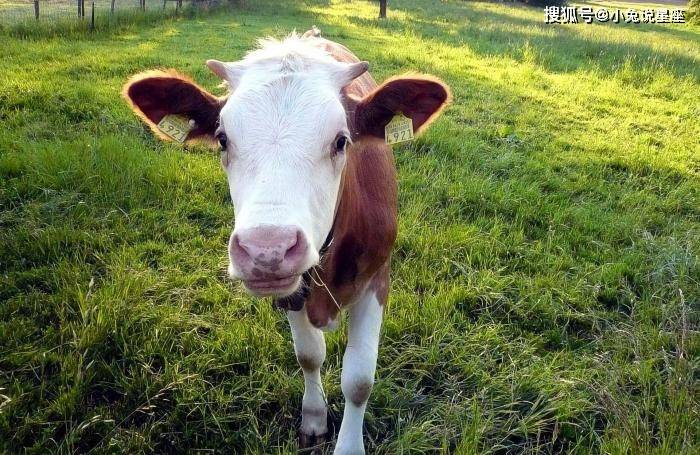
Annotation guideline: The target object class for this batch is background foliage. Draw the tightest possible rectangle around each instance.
[689,0,700,23]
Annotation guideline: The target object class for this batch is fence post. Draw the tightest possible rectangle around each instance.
[90,1,95,30]
[111,0,115,15]
[34,0,39,20]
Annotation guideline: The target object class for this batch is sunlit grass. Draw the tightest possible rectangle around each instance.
[1,0,698,453]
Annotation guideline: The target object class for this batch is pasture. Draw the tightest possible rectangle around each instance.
[1,0,699,452]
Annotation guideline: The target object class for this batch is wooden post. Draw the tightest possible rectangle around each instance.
[34,0,39,20]
[379,0,387,18]
[90,1,95,30]
[111,0,115,15]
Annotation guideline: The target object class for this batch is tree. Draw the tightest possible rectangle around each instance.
[379,0,387,19]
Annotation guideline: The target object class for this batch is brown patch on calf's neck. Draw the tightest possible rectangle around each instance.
[291,36,397,327]
[332,234,362,287]
[305,137,397,328]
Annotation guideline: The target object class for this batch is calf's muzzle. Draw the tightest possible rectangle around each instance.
[229,224,310,296]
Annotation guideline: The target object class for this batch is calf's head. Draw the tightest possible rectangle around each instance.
[123,36,449,298]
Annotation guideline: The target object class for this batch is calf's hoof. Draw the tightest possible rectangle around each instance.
[299,431,327,452]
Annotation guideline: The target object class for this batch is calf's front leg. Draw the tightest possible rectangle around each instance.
[287,307,328,447]
[334,288,384,455]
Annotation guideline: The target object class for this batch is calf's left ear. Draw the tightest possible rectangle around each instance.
[122,69,224,143]
[354,75,451,139]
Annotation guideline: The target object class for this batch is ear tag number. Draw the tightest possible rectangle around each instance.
[385,113,414,145]
[157,115,194,143]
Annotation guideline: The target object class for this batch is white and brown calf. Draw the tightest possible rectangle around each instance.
[123,29,450,454]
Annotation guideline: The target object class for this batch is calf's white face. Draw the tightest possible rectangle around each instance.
[207,42,368,297]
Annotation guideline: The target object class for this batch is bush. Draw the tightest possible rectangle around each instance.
[688,0,700,24]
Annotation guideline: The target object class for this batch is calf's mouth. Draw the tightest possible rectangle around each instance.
[242,274,302,296]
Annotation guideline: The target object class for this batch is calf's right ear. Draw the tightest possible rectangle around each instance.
[122,69,224,143]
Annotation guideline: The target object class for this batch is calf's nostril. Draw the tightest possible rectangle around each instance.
[233,234,253,258]
[283,234,299,258]
[284,230,307,261]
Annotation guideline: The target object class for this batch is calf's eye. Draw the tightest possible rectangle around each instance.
[334,134,348,153]
[217,132,228,151]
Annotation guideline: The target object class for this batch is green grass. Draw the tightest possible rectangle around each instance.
[1,0,699,453]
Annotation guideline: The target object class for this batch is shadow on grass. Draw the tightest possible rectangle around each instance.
[342,0,699,82]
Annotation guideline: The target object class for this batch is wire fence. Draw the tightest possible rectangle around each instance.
[0,0,220,27]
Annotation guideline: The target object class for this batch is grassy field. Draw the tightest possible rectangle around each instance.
[1,0,699,453]
[0,0,211,33]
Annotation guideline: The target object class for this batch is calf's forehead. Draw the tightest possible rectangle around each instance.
[220,76,348,144]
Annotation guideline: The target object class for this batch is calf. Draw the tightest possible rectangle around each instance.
[123,28,450,454]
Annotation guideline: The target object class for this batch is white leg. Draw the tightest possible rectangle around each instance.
[334,290,384,455]
[287,307,328,444]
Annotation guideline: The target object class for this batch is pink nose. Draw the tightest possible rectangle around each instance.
[230,225,308,277]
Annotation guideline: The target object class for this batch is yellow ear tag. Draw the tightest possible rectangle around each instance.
[385,113,414,145]
[157,115,194,143]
